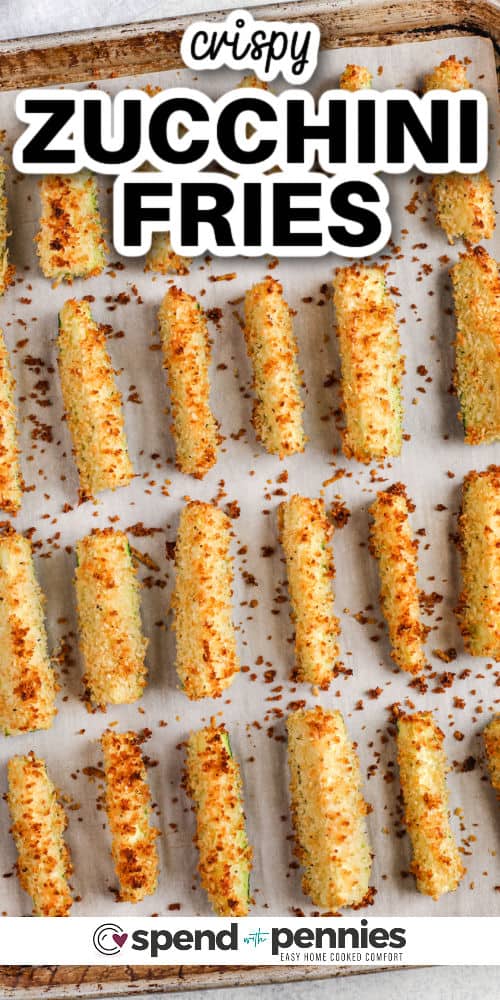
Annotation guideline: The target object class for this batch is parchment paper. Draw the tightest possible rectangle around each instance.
[0,33,498,918]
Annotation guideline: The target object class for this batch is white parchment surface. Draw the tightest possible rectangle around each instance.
[0,33,498,918]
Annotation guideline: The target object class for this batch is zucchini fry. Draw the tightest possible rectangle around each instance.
[369,483,426,674]
[423,56,495,245]
[145,231,191,275]
[396,711,465,899]
[339,64,373,90]
[287,706,372,909]
[171,501,239,699]
[37,171,106,281]
[75,528,147,707]
[8,753,72,916]
[158,286,219,478]
[278,494,341,688]
[484,715,500,796]
[58,299,133,499]
[0,531,56,735]
[451,247,500,445]
[333,263,404,462]
[185,721,252,915]
[101,729,159,903]
[0,159,13,296]
[0,329,22,514]
[244,277,306,458]
[457,467,500,659]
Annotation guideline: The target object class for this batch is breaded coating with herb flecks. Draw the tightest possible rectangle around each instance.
[8,753,73,915]
[37,171,106,282]
[457,467,500,659]
[185,722,252,915]
[484,716,500,796]
[339,64,373,90]
[0,329,22,514]
[145,231,191,275]
[396,711,465,900]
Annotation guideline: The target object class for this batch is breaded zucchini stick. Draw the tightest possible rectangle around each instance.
[101,729,159,903]
[244,277,306,458]
[396,711,465,899]
[369,483,426,674]
[0,531,56,735]
[423,56,494,245]
[339,64,373,90]
[0,159,12,296]
[451,247,500,445]
[171,501,239,699]
[278,494,341,688]
[333,264,404,462]
[158,286,218,478]
[287,706,372,909]
[37,171,106,281]
[457,467,500,659]
[484,716,500,796]
[145,231,191,275]
[75,528,147,707]
[58,299,133,499]
[185,721,252,915]
[8,753,72,915]
[0,329,22,514]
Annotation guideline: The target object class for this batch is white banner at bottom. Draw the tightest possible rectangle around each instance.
[0,917,498,965]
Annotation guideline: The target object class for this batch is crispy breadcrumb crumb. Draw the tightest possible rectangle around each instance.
[0,329,22,514]
[457,466,500,659]
[339,64,373,90]
[37,172,106,282]
[484,716,500,796]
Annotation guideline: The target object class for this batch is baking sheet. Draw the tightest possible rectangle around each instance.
[0,32,498,919]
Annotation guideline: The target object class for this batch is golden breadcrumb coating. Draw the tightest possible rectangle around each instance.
[185,721,252,915]
[339,64,373,90]
[396,711,465,899]
[8,753,72,916]
[58,298,133,499]
[158,286,219,478]
[423,57,494,245]
[0,531,56,735]
[333,263,404,462]
[0,160,13,296]
[145,231,191,275]
[0,329,22,514]
[457,466,500,659]
[36,171,106,282]
[244,277,306,458]
[101,729,160,903]
[171,501,239,699]
[370,483,427,674]
[75,528,148,707]
[484,716,500,796]
[278,495,341,688]
[451,246,500,445]
[423,55,471,93]
[287,706,372,909]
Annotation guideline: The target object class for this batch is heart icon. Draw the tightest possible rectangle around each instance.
[112,933,128,948]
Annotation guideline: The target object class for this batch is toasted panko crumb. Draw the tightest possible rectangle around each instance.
[339,64,373,90]
[0,531,56,736]
[423,58,494,244]
[278,495,341,688]
[101,729,159,903]
[58,299,134,499]
[171,501,239,699]
[145,231,191,275]
[287,706,372,909]
[397,712,465,900]
[457,467,500,659]
[75,528,148,707]
[158,286,219,478]
[185,721,252,915]
[333,263,404,462]
[0,328,22,514]
[244,277,306,458]
[36,171,106,282]
[370,483,427,674]
[8,752,73,915]
[484,716,500,796]
[451,247,500,445]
